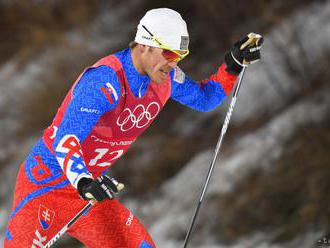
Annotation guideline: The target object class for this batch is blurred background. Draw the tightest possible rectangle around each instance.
[1,0,330,247]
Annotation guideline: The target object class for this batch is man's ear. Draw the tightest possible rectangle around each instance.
[140,45,155,55]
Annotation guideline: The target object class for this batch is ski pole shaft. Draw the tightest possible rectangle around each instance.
[183,67,246,248]
[44,201,94,248]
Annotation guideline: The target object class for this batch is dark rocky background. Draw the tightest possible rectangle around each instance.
[0,0,329,247]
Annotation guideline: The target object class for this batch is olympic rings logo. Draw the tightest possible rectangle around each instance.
[116,102,160,132]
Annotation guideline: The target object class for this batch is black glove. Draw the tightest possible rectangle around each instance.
[77,175,124,202]
[225,32,264,75]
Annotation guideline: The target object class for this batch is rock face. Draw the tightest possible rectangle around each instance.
[0,1,329,248]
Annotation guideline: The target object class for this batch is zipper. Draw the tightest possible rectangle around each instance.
[138,81,144,98]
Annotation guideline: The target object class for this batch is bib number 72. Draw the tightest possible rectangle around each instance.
[88,148,124,167]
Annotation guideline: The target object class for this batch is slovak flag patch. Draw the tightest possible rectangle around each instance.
[38,205,55,230]
[101,82,118,104]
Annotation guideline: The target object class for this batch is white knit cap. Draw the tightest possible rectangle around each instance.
[134,8,189,51]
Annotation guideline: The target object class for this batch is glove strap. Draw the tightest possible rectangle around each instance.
[230,51,247,67]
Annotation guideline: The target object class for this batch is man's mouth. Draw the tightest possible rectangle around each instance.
[159,69,170,76]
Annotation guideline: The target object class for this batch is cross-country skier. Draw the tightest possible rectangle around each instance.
[5,8,263,248]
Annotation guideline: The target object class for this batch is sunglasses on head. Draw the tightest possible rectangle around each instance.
[142,25,189,62]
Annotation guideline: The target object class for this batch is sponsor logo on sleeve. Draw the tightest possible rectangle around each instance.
[80,107,101,114]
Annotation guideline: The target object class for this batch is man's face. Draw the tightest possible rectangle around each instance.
[140,46,178,84]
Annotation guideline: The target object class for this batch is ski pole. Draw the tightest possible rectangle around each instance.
[183,67,247,248]
[44,177,124,248]
[44,201,94,248]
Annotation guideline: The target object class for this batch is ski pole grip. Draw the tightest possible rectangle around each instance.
[116,183,125,192]
[108,177,125,193]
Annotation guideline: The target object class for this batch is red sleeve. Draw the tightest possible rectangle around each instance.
[201,64,238,96]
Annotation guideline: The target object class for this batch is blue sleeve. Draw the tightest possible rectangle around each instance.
[53,66,121,187]
[170,66,231,112]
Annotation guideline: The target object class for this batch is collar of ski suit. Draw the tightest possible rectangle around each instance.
[114,48,151,98]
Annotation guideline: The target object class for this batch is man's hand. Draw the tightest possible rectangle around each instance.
[77,175,125,202]
[225,32,264,74]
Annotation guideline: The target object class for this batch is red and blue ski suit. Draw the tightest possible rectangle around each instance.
[4,48,237,248]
